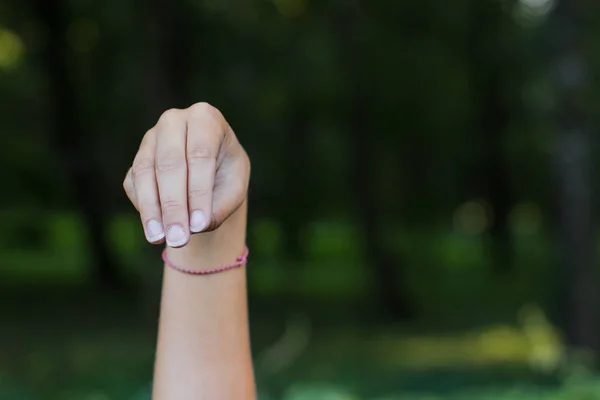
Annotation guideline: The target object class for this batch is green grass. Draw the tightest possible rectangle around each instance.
[0,292,586,400]
[0,211,592,399]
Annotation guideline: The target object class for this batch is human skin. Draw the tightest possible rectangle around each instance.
[122,102,255,399]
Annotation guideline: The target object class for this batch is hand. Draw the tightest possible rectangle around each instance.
[123,102,250,248]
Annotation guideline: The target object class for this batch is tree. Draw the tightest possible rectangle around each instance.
[34,0,123,289]
[467,0,514,273]
[551,0,599,352]
[332,0,413,318]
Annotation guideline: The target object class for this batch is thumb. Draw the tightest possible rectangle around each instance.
[207,139,250,231]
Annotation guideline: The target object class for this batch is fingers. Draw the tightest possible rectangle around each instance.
[123,167,138,210]
[132,129,165,243]
[124,102,250,246]
[155,109,190,248]
[186,103,221,233]
[210,134,250,231]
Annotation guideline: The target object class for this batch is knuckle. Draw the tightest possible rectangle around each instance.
[132,159,155,178]
[122,175,132,191]
[161,199,185,212]
[188,188,211,200]
[157,153,185,172]
[243,152,251,174]
[188,102,220,120]
[158,108,181,125]
[188,145,214,161]
[141,128,155,144]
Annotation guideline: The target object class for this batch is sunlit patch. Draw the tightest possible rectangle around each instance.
[519,304,564,372]
[520,0,554,12]
[514,0,555,26]
[273,0,309,18]
[0,26,24,70]
[453,199,490,236]
[509,202,543,236]
[370,307,563,372]
[67,18,99,53]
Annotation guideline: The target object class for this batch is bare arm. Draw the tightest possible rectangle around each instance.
[123,103,255,399]
[154,202,255,399]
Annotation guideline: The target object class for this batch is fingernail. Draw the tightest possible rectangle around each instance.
[190,210,207,233]
[146,219,165,242]
[166,225,187,247]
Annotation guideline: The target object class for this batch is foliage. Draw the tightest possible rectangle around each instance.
[2,0,600,396]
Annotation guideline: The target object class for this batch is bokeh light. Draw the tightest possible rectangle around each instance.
[514,0,555,26]
[453,200,490,236]
[0,26,24,69]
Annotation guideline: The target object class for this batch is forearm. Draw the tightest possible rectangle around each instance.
[153,202,256,399]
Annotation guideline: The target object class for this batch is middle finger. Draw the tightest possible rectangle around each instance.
[155,109,190,248]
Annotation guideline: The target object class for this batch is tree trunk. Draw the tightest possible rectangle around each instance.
[140,0,189,116]
[35,0,122,289]
[551,0,598,352]
[468,0,513,273]
[480,77,512,274]
[333,0,413,318]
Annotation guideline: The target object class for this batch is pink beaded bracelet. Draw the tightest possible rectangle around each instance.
[161,246,249,275]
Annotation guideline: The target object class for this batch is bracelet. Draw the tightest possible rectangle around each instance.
[161,246,249,275]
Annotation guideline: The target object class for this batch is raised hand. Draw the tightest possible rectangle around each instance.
[123,102,250,248]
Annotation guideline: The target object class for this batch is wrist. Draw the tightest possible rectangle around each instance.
[165,200,247,272]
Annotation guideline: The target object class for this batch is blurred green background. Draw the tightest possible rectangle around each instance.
[2,0,600,398]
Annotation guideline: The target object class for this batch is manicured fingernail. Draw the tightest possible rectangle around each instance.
[146,219,165,242]
[190,210,207,233]
[166,225,187,247]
